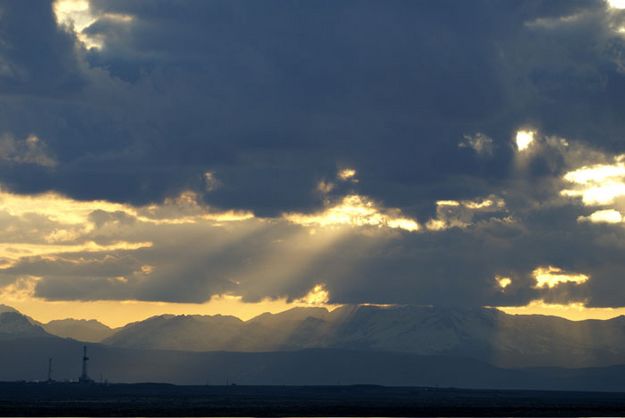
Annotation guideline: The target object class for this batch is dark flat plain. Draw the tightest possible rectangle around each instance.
[1,382,625,416]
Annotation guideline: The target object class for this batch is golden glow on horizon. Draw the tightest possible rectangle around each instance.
[284,194,420,232]
[1,294,340,328]
[0,271,618,327]
[498,300,625,321]
[0,277,340,328]
[532,266,589,289]
[515,130,536,151]
[8,294,625,327]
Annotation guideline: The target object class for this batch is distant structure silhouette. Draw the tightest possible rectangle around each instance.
[79,346,93,383]
[47,358,53,383]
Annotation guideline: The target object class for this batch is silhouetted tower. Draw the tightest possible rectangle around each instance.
[79,346,93,383]
[47,358,53,383]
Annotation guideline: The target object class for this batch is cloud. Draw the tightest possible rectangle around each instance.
[4,0,625,316]
[337,168,358,182]
[459,133,494,157]
[426,196,507,231]
[532,265,590,288]
[561,156,625,205]
[578,208,623,223]
[284,194,420,232]
[515,130,536,152]
[0,0,615,214]
[0,134,57,167]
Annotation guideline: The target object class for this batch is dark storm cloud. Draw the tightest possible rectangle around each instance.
[0,0,619,215]
[0,0,83,95]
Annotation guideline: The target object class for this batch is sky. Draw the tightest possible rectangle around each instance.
[1,0,625,326]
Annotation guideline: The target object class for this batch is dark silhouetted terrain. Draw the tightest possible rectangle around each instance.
[5,306,625,390]
[4,335,625,390]
[2,383,625,416]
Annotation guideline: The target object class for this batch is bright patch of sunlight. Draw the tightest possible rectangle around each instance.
[561,158,625,205]
[578,209,623,224]
[496,276,512,290]
[532,266,589,289]
[53,0,134,49]
[284,194,420,232]
[338,168,357,181]
[296,283,331,306]
[426,197,505,231]
[498,300,625,321]
[607,0,625,9]
[0,283,340,328]
[515,130,536,152]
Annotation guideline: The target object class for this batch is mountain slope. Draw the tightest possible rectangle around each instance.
[0,304,18,314]
[103,305,625,368]
[43,319,116,343]
[0,311,52,340]
[105,314,245,351]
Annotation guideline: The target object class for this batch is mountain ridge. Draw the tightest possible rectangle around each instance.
[100,304,625,368]
[6,304,625,368]
[43,319,116,343]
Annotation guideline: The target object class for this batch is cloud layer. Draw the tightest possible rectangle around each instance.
[0,0,625,313]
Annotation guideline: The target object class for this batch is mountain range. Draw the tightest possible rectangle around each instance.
[101,305,625,368]
[3,304,625,388]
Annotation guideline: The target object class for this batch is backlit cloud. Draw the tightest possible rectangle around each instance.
[295,283,333,306]
[515,130,536,152]
[578,209,623,224]
[53,0,133,49]
[426,197,506,231]
[532,266,589,289]
[561,157,625,205]
[284,194,420,232]
[338,168,358,182]
[607,0,625,10]
[496,276,512,290]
